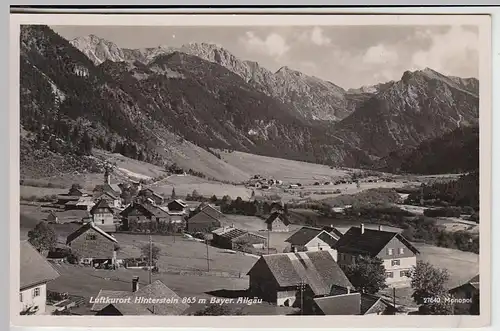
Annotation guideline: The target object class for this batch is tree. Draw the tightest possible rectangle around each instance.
[251,190,255,198]
[410,261,453,315]
[340,255,387,294]
[78,130,92,155]
[209,195,218,203]
[284,203,289,215]
[71,183,82,190]
[140,243,161,264]
[28,221,57,252]
[192,304,243,316]
[171,188,177,199]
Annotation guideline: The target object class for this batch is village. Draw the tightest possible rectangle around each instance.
[19,164,480,317]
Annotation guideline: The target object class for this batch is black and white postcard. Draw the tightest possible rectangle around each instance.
[9,11,492,328]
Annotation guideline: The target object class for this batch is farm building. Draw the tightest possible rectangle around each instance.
[335,224,420,288]
[212,226,267,250]
[120,202,170,230]
[64,196,95,211]
[66,222,119,268]
[137,188,164,206]
[20,241,60,315]
[449,274,479,314]
[247,250,352,307]
[285,226,339,256]
[308,289,395,315]
[93,172,122,198]
[265,211,291,232]
[185,209,222,233]
[91,278,189,316]
[45,210,91,224]
[67,187,91,197]
[322,225,344,238]
[94,191,121,209]
[89,199,117,233]
[167,199,188,214]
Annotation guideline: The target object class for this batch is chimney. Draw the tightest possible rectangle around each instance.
[132,276,139,292]
[361,223,365,234]
[330,224,334,228]
[378,225,383,231]
[292,246,297,253]
[347,286,351,294]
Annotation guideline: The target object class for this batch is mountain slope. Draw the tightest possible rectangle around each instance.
[69,36,364,121]
[97,53,363,164]
[374,125,479,174]
[330,68,479,164]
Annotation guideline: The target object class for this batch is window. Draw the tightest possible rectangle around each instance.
[400,270,410,277]
[387,248,394,256]
[385,272,394,278]
[86,233,97,240]
[399,248,405,254]
[391,259,401,266]
[19,293,23,302]
[32,287,40,298]
[101,220,105,224]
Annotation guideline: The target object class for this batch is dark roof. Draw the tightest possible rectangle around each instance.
[285,226,322,245]
[265,212,291,225]
[214,227,266,241]
[450,274,480,293]
[313,293,361,315]
[66,222,118,245]
[248,250,352,296]
[188,209,224,224]
[360,293,390,315]
[322,226,344,238]
[334,226,420,256]
[92,280,189,315]
[199,204,223,219]
[20,241,60,290]
[139,188,163,199]
[120,202,169,218]
[168,199,188,208]
[90,199,114,215]
[94,190,119,200]
[285,227,338,248]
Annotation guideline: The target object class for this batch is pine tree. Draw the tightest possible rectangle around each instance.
[171,188,176,199]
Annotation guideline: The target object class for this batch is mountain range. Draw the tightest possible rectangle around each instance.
[20,25,480,179]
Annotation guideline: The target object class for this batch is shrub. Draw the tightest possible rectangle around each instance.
[423,207,461,218]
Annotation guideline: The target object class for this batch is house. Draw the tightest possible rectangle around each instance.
[334,224,420,287]
[20,241,60,315]
[449,275,479,314]
[196,203,223,217]
[45,211,58,223]
[308,289,395,315]
[64,196,95,211]
[120,202,170,230]
[93,171,122,199]
[212,226,267,250]
[285,226,340,257]
[66,222,119,268]
[265,211,291,232]
[91,278,189,315]
[247,250,353,307]
[185,209,222,233]
[67,187,90,197]
[56,195,80,208]
[322,225,344,239]
[90,199,117,233]
[167,199,188,214]
[138,188,164,206]
[94,191,121,209]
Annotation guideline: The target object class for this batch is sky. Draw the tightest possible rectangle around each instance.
[51,25,479,89]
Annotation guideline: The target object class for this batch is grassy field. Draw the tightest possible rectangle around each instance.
[414,243,479,289]
[151,175,253,200]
